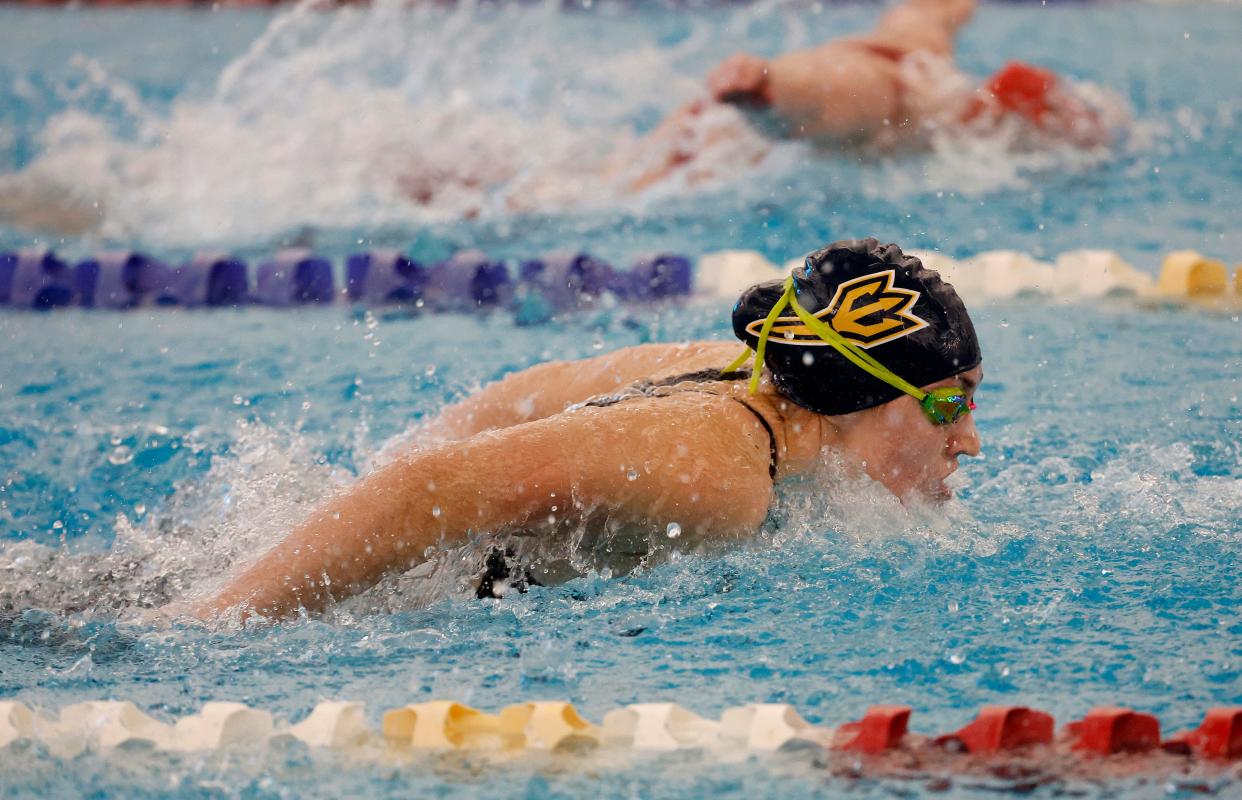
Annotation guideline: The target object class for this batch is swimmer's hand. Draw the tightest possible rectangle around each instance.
[707,54,772,106]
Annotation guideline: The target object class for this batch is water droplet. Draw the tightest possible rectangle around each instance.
[232,394,244,405]
[949,652,965,665]
[108,446,134,465]
[948,600,960,613]
[431,505,442,518]
[424,365,437,377]
[331,511,341,520]
[802,352,815,366]
[133,503,146,516]
[302,400,311,411]
[51,520,63,530]
[626,469,639,481]
[666,522,682,539]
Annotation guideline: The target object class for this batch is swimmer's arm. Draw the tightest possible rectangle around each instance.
[429,360,579,442]
[194,398,773,621]
[424,343,740,442]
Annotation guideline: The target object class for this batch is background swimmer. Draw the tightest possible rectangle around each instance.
[0,0,1124,237]
[194,238,982,622]
[622,0,1114,191]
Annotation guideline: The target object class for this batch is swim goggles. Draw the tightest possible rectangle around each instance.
[726,277,975,426]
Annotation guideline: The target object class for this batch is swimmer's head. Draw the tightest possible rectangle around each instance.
[731,238,981,416]
[962,61,1112,148]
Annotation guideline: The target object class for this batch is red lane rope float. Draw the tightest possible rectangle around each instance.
[936,706,1055,754]
[1165,708,1242,759]
[830,705,1242,761]
[1066,707,1162,755]
[834,705,910,754]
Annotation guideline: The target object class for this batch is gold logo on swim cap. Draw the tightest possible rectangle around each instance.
[745,270,929,349]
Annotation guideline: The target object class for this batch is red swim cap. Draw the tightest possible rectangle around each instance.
[960,61,1109,146]
[986,61,1059,125]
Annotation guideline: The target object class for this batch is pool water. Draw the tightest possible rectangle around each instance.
[1,2,1241,798]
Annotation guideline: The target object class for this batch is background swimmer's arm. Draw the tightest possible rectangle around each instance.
[194,397,773,621]
[847,0,974,58]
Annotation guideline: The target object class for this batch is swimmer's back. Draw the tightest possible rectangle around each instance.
[433,341,741,441]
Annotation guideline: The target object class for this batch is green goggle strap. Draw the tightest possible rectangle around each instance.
[723,277,914,397]
[783,281,927,402]
[723,347,753,374]
[727,279,977,423]
[742,282,793,396]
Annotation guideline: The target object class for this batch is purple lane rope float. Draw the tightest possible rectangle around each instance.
[0,246,1236,315]
[0,247,693,316]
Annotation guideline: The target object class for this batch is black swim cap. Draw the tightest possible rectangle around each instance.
[731,238,981,415]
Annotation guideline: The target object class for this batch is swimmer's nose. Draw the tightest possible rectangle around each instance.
[948,415,981,459]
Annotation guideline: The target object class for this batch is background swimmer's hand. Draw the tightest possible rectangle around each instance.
[707,54,772,106]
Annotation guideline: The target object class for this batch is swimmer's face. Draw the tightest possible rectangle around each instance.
[834,366,983,501]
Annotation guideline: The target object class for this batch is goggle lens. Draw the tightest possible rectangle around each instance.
[921,388,975,425]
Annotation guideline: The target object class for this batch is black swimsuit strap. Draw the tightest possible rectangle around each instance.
[732,398,779,480]
[637,368,753,389]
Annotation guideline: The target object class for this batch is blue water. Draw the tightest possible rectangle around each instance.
[2,2,1242,798]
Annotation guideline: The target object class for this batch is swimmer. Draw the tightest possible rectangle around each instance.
[623,0,1113,190]
[194,237,983,622]
[0,0,1118,235]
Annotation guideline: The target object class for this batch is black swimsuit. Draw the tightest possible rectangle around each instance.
[475,368,780,598]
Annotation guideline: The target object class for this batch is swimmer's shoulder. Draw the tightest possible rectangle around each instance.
[544,341,738,390]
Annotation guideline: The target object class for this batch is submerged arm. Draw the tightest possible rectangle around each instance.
[195,396,774,621]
